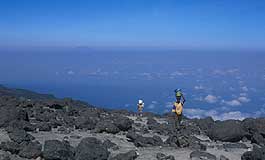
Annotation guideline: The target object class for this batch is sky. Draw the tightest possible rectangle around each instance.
[0,0,265,120]
[1,0,265,50]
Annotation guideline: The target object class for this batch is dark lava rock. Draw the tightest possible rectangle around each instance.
[37,122,52,131]
[75,137,110,160]
[6,120,36,132]
[58,126,71,134]
[251,133,265,147]
[165,133,196,148]
[0,107,29,128]
[0,153,11,160]
[18,141,42,159]
[147,118,159,129]
[95,121,120,134]
[190,151,217,160]
[241,145,265,160]
[103,139,117,149]
[113,116,133,131]
[243,118,265,136]
[75,116,97,130]
[110,150,138,160]
[223,143,248,151]
[156,153,175,160]
[220,155,229,160]
[192,117,214,134]
[0,141,21,154]
[126,131,163,147]
[43,140,74,160]
[208,120,246,142]
[8,129,35,144]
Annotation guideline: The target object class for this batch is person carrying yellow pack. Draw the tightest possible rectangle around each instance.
[172,89,185,129]
[137,99,144,117]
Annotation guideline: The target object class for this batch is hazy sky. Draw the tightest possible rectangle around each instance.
[1,0,265,50]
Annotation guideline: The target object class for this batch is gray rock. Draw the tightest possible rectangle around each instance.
[18,141,42,159]
[251,133,265,146]
[241,145,265,160]
[75,116,97,130]
[8,129,35,144]
[126,131,163,147]
[75,137,110,160]
[156,153,175,160]
[220,155,229,160]
[37,122,52,131]
[0,141,21,154]
[223,143,248,151]
[43,140,74,160]
[190,151,216,160]
[6,120,36,132]
[0,153,11,160]
[103,139,117,149]
[110,150,138,160]
[113,116,133,131]
[95,121,120,134]
[208,120,246,142]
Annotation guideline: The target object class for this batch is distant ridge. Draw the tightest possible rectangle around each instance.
[0,84,55,100]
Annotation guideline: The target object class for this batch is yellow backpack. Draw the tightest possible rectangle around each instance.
[173,102,183,115]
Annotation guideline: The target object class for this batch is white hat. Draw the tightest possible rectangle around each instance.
[138,99,143,104]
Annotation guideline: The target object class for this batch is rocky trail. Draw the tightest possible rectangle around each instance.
[0,88,265,160]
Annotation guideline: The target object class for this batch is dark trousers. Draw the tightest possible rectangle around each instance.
[175,114,182,129]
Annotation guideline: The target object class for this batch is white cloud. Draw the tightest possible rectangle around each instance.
[241,86,248,92]
[227,68,239,74]
[165,102,173,109]
[240,93,248,97]
[170,70,187,77]
[147,101,158,109]
[147,104,156,109]
[204,95,218,103]
[194,96,204,102]
[238,97,250,103]
[223,99,242,106]
[184,108,249,121]
[67,70,75,75]
[151,101,158,104]
[194,85,204,90]
[218,111,248,121]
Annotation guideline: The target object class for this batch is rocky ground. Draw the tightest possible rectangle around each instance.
[0,87,265,160]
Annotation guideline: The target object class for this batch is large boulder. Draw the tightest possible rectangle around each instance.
[192,117,214,134]
[8,129,35,144]
[165,133,190,148]
[0,141,21,154]
[75,116,97,130]
[242,145,265,160]
[126,131,163,147]
[156,153,175,160]
[75,137,110,160]
[0,152,11,160]
[37,122,52,131]
[43,140,74,160]
[243,118,265,136]
[18,141,42,159]
[251,133,265,146]
[113,116,133,131]
[103,139,118,149]
[95,121,120,134]
[208,120,246,142]
[0,107,29,128]
[190,151,216,160]
[109,150,138,160]
[6,120,36,132]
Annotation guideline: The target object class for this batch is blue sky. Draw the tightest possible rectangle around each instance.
[1,0,265,49]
